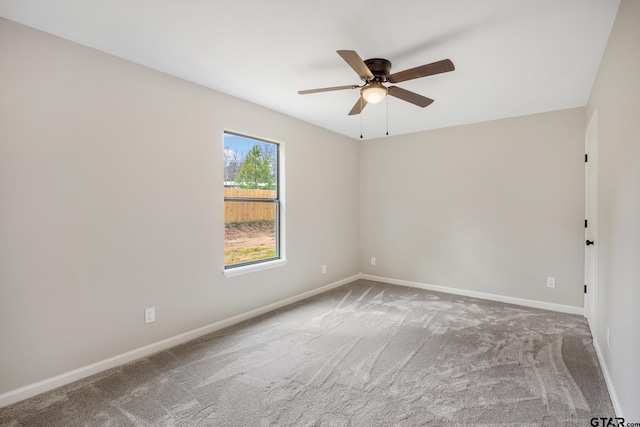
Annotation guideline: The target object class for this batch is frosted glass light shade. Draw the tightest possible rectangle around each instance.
[361,82,388,104]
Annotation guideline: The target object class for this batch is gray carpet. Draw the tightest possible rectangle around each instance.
[0,280,615,426]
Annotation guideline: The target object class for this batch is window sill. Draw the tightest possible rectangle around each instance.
[223,258,287,278]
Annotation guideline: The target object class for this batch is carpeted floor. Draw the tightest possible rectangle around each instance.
[0,279,615,426]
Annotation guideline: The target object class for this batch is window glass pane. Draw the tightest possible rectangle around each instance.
[224,133,277,197]
[224,201,277,266]
[224,132,280,269]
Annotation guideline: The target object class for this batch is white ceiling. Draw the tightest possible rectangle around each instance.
[0,0,620,140]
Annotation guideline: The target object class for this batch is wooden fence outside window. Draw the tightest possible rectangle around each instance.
[224,188,277,223]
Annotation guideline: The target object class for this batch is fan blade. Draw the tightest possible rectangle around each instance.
[337,50,374,80]
[348,97,368,115]
[388,59,455,83]
[388,86,434,107]
[298,85,359,95]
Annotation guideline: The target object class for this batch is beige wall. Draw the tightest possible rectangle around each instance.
[0,18,360,394]
[360,108,586,307]
[586,0,640,419]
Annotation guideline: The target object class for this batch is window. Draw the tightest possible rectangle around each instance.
[224,132,281,272]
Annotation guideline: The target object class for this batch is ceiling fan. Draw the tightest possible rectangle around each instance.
[299,50,455,115]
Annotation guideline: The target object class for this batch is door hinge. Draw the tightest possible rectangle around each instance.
[585,154,588,162]
[585,219,588,228]
[584,285,587,294]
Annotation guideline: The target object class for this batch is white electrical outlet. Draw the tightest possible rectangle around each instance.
[371,257,376,266]
[546,277,556,288]
[145,307,155,324]
[321,264,327,274]
[607,327,610,347]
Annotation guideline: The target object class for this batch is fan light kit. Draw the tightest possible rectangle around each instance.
[361,82,387,104]
[299,50,455,117]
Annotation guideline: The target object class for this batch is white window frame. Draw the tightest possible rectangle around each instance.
[223,132,286,277]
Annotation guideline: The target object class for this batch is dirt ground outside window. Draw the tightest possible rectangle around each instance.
[224,221,276,265]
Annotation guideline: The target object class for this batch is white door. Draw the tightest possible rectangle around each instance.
[584,110,598,338]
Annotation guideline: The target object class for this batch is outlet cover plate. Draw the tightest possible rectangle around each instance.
[546,277,556,288]
[145,307,155,323]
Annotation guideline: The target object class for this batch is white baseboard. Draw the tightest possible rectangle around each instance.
[0,274,358,409]
[592,333,624,417]
[361,274,585,316]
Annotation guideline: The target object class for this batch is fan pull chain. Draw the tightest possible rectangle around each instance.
[360,96,363,139]
[386,96,389,136]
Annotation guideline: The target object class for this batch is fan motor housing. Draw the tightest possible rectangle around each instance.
[364,58,392,81]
